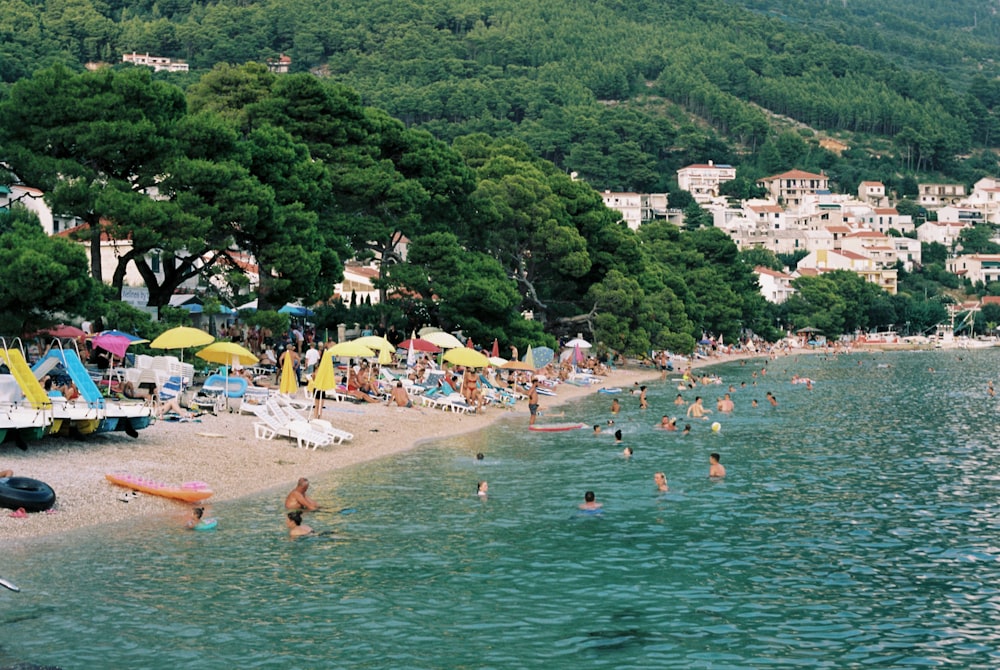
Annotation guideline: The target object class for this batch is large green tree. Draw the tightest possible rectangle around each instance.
[0,206,102,334]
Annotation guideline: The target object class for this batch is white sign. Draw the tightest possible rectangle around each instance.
[121,287,149,307]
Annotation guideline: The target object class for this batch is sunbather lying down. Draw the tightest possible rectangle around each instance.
[156,397,202,420]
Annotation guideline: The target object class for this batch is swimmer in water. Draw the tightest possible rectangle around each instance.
[286,510,313,537]
[654,472,668,492]
[579,490,602,511]
[709,453,726,478]
[477,481,488,497]
[623,446,633,458]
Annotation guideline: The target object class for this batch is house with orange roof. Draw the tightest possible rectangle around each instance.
[965,177,1000,223]
[757,169,829,209]
[946,254,1000,286]
[796,248,897,294]
[857,181,886,206]
[676,161,736,202]
[754,266,797,304]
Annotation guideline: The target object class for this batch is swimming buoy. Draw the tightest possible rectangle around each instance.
[193,518,218,531]
[0,477,56,512]
[597,388,622,394]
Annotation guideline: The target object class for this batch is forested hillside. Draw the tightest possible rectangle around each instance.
[1,0,998,192]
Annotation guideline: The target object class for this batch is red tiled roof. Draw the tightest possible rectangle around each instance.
[762,169,827,181]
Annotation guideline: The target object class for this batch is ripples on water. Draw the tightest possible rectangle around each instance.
[4,350,1000,668]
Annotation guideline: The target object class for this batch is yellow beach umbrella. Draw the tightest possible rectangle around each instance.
[279,351,298,395]
[352,336,394,365]
[150,326,215,351]
[327,341,376,358]
[523,345,536,370]
[196,341,258,367]
[443,347,491,368]
[196,342,258,410]
[311,349,338,392]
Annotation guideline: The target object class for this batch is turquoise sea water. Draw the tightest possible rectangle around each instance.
[4,350,1000,668]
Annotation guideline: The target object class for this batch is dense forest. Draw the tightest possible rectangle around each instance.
[1,0,999,351]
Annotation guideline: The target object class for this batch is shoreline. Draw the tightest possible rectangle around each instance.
[1,364,670,543]
[0,346,877,543]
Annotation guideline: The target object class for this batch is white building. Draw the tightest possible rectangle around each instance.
[916,220,969,247]
[918,183,966,209]
[754,266,796,304]
[122,52,189,72]
[946,254,1000,285]
[676,162,737,202]
[757,170,829,210]
[858,180,887,206]
[797,248,898,295]
[965,177,1000,223]
[601,191,643,230]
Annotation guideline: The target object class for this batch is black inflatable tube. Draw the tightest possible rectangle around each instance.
[0,477,56,512]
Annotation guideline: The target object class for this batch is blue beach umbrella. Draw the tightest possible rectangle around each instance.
[532,346,554,368]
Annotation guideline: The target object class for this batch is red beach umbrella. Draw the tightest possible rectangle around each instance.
[398,338,441,353]
[491,338,499,358]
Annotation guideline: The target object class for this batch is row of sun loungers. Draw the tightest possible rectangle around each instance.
[250,397,353,450]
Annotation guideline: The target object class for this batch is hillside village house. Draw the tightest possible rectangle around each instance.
[600,191,642,229]
[916,220,969,248]
[918,182,966,209]
[676,162,736,203]
[937,205,985,225]
[857,180,887,206]
[797,248,898,295]
[757,169,829,209]
[865,208,914,235]
[946,254,1000,285]
[965,177,1000,223]
[840,230,921,272]
[754,266,796,304]
[121,52,189,72]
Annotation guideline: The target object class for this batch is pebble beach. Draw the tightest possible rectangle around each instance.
[0,366,670,542]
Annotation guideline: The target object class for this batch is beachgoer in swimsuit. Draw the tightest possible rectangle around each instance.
[285,477,319,511]
[528,379,539,426]
[286,510,313,537]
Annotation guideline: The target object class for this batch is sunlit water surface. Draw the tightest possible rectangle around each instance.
[4,350,1000,668]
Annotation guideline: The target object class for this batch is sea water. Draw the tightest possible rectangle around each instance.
[4,349,1000,668]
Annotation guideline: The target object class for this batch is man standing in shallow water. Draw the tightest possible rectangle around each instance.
[709,453,726,478]
[285,477,319,511]
[528,379,540,426]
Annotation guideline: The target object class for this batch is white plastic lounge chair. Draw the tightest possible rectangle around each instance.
[269,397,353,444]
[238,386,272,414]
[250,404,333,450]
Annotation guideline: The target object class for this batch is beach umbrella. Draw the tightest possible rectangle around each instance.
[491,339,499,358]
[311,349,338,392]
[196,342,258,367]
[489,356,508,368]
[574,344,584,365]
[196,342,258,410]
[351,335,394,366]
[398,338,440,353]
[41,324,86,339]
[532,346,554,368]
[150,327,214,361]
[97,329,149,343]
[327,341,376,358]
[523,346,535,370]
[564,337,591,349]
[443,347,491,369]
[422,331,463,349]
[91,333,132,358]
[501,359,535,371]
[406,339,416,368]
[279,351,298,396]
